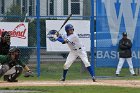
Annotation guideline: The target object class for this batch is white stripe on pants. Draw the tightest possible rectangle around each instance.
[116,58,135,75]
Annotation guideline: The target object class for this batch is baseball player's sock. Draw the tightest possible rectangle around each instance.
[62,69,68,81]
[87,66,94,77]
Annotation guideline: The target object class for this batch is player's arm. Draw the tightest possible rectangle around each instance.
[18,60,34,77]
[24,65,31,72]
[119,40,128,49]
[125,40,132,49]
[53,35,68,44]
[24,65,34,77]
[18,60,31,72]
[0,55,9,64]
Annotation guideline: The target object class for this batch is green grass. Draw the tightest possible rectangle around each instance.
[0,85,140,93]
[1,62,139,81]
[9,62,139,81]
[0,62,140,93]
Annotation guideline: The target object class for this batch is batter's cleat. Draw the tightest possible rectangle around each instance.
[116,74,119,77]
[60,78,65,81]
[92,76,96,82]
[132,74,137,76]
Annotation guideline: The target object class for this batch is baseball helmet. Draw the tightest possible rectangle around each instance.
[47,30,58,42]
[65,24,74,32]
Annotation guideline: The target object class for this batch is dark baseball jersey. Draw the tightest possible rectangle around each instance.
[0,55,26,69]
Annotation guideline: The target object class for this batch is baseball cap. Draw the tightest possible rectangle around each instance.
[122,32,127,36]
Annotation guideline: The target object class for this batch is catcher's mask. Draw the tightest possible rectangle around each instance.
[47,30,58,42]
[1,31,11,45]
[9,47,21,60]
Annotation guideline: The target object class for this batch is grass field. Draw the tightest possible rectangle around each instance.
[0,85,140,93]
[0,62,140,93]
[10,62,139,82]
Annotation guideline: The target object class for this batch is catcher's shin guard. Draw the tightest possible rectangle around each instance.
[4,66,23,82]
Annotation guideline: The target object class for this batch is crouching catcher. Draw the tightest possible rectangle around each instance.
[0,47,33,82]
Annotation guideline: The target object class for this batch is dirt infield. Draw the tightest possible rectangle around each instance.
[0,80,140,88]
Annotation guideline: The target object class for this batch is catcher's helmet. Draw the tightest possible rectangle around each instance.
[65,24,74,31]
[9,47,20,54]
[47,30,58,42]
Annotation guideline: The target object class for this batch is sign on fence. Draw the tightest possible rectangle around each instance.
[46,20,90,52]
[0,22,28,46]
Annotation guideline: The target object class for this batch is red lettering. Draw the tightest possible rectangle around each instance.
[0,23,27,39]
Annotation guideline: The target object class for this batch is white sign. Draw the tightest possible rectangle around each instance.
[46,20,90,52]
[0,22,28,46]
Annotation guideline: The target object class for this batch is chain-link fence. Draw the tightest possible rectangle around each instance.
[0,0,95,81]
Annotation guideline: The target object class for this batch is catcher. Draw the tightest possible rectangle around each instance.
[0,47,33,82]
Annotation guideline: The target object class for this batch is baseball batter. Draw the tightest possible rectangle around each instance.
[53,24,96,82]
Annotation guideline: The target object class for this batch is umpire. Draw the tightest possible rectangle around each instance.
[0,31,11,55]
[115,32,136,76]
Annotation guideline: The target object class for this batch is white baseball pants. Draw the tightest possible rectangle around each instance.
[63,50,91,69]
[116,58,135,75]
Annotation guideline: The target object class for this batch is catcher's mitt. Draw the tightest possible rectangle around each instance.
[24,70,34,77]
[47,30,59,42]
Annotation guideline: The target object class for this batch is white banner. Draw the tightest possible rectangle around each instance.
[0,22,28,46]
[46,20,90,52]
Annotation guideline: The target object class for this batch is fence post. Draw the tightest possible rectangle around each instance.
[90,0,95,76]
[36,0,40,77]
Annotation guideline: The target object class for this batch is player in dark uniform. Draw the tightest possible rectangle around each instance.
[0,47,33,82]
[0,31,11,55]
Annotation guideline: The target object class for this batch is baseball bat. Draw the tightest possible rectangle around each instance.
[58,13,72,32]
